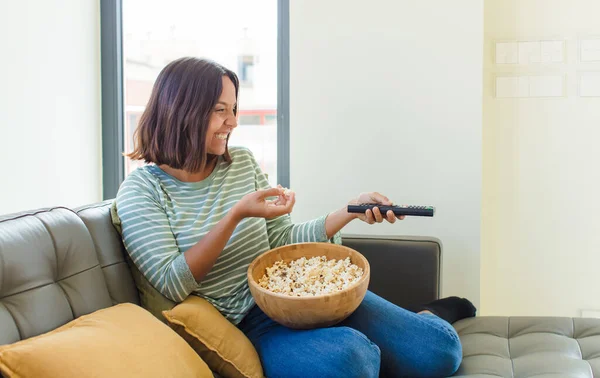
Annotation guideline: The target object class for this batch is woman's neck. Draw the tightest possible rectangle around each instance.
[159,157,217,183]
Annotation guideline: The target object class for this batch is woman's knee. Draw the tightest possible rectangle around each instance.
[418,324,463,377]
[380,319,462,378]
[261,326,381,378]
[332,327,381,378]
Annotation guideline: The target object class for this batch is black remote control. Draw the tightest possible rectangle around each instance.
[347,204,435,217]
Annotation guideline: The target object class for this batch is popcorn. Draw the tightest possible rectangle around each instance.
[258,256,364,297]
[280,186,293,197]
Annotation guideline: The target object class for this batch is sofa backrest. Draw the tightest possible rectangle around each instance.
[0,201,139,346]
[75,202,139,306]
[342,235,441,308]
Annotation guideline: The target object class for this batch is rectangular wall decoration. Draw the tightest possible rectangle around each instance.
[495,75,564,98]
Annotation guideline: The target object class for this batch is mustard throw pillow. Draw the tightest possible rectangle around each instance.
[0,303,212,378]
[163,296,264,378]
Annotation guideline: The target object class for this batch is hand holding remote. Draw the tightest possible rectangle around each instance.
[347,203,435,217]
[347,192,406,224]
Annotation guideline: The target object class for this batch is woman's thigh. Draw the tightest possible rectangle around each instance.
[238,305,381,378]
[340,291,463,378]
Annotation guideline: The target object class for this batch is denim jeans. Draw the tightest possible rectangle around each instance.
[237,291,462,378]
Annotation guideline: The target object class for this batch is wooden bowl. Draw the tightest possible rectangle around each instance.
[247,242,370,329]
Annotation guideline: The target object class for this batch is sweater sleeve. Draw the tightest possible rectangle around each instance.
[245,149,342,248]
[114,172,198,302]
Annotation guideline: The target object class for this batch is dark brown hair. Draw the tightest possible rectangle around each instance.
[127,57,239,172]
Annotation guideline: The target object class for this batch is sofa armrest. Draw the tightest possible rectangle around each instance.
[341,234,441,309]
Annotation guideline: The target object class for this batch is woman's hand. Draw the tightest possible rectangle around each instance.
[348,192,406,224]
[232,187,295,221]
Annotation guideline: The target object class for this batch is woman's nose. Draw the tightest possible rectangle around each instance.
[226,114,238,128]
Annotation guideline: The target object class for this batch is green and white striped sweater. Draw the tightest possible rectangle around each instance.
[113,146,339,324]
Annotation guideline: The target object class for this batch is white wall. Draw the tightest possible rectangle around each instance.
[290,0,483,306]
[482,0,600,317]
[0,0,102,215]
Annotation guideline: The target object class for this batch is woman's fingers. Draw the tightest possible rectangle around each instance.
[386,210,396,223]
[266,192,295,217]
[372,207,384,223]
[259,187,284,199]
[364,208,403,224]
[285,192,296,210]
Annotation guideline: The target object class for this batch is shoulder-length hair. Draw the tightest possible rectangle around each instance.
[127,57,239,172]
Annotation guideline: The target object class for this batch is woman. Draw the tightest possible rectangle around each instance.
[114,57,475,377]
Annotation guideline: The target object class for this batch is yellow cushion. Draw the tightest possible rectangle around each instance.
[163,296,264,378]
[0,303,212,378]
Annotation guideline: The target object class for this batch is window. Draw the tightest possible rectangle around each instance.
[101,0,286,195]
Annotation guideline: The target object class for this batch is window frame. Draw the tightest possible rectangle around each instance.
[100,0,290,200]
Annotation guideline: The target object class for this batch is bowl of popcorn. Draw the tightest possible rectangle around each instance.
[247,242,370,329]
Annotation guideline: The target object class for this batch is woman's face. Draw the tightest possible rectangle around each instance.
[206,76,238,155]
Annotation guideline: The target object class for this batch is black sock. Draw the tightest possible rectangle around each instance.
[409,296,477,324]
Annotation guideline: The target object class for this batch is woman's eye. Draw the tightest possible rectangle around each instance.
[216,109,225,113]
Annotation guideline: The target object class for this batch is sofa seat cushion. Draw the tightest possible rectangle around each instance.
[0,303,212,378]
[452,316,600,377]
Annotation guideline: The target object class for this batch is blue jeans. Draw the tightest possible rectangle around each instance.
[237,291,462,378]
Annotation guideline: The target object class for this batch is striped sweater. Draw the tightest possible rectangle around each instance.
[113,146,340,324]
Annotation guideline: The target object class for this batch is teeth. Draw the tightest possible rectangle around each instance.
[215,133,228,140]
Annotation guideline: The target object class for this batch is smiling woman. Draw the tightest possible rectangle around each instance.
[126,58,239,176]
